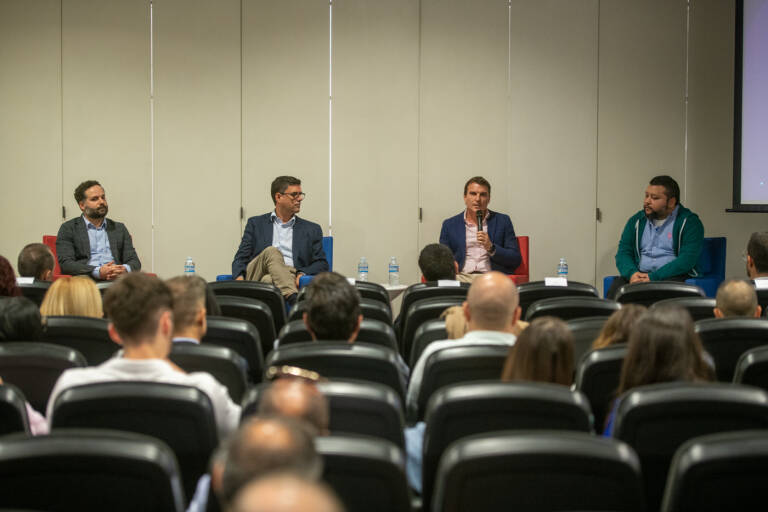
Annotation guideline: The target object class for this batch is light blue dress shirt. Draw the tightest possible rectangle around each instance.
[271,211,295,267]
[84,217,130,278]
[638,205,678,273]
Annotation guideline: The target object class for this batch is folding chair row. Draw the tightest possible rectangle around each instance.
[289,297,392,326]
[277,318,398,352]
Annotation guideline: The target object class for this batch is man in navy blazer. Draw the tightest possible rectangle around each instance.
[439,176,521,278]
[232,176,328,300]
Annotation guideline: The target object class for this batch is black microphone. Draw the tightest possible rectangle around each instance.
[476,210,483,232]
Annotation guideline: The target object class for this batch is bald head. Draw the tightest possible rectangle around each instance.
[715,279,761,318]
[464,272,520,332]
[232,474,344,512]
[258,378,330,435]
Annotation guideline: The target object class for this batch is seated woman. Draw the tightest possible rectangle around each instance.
[0,255,21,298]
[0,296,43,341]
[39,276,103,318]
[591,304,646,350]
[603,307,713,436]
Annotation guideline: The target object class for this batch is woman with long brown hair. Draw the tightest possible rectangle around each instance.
[501,316,574,385]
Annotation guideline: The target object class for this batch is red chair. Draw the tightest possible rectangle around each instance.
[42,235,70,281]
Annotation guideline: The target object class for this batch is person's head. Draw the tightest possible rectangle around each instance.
[463,272,520,332]
[501,316,574,385]
[0,255,21,298]
[231,474,345,512]
[102,273,173,351]
[644,175,680,220]
[746,232,768,278]
[165,275,207,340]
[0,296,43,341]
[463,176,491,216]
[258,378,330,436]
[17,243,55,281]
[418,243,457,281]
[74,180,108,221]
[39,276,103,318]
[271,176,304,218]
[617,307,712,395]
[591,304,647,350]
[219,416,323,506]
[714,279,761,318]
[302,272,362,342]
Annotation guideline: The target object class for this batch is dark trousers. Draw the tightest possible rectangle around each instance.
[606,274,688,300]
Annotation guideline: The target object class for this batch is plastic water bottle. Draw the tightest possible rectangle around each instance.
[184,256,195,275]
[557,257,568,279]
[357,257,369,282]
[388,256,400,286]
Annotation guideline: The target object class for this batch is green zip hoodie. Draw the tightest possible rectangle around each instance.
[615,204,704,281]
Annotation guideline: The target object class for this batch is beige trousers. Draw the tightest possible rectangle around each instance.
[245,246,298,298]
[456,272,481,284]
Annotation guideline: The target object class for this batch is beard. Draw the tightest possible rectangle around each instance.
[85,205,108,219]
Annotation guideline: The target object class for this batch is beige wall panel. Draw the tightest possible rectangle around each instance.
[153,0,241,280]
[0,1,61,262]
[62,1,152,270]
[595,0,687,287]
[242,0,329,235]
[419,0,509,250]
[332,0,420,283]
[508,0,598,283]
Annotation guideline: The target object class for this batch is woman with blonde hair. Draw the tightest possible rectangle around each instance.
[40,276,103,318]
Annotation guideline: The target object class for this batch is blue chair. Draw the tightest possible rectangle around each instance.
[603,237,726,298]
[217,236,334,285]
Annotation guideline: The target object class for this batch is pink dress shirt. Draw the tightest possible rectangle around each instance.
[462,210,491,273]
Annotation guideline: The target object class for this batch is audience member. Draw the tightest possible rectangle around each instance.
[603,307,713,436]
[0,255,21,297]
[39,276,103,318]
[745,231,768,280]
[591,304,647,350]
[166,275,207,344]
[258,377,330,436]
[231,473,344,512]
[714,278,762,318]
[0,296,43,341]
[418,243,458,282]
[46,272,240,437]
[17,243,55,282]
[501,316,574,385]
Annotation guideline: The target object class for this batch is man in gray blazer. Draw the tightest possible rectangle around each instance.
[56,180,141,280]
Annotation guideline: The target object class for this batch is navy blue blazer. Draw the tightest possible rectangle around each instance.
[231,213,329,278]
[439,210,521,274]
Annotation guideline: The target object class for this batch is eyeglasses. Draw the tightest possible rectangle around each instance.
[265,365,324,382]
[282,192,306,200]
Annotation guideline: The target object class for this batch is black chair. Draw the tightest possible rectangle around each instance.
[412,345,510,422]
[0,428,185,512]
[517,280,599,318]
[40,315,118,365]
[421,382,593,509]
[242,380,405,449]
[265,342,406,402]
[51,382,219,504]
[409,319,447,368]
[525,296,620,322]
[354,281,391,311]
[0,342,87,413]
[18,281,50,307]
[397,282,469,335]
[400,296,466,363]
[734,345,768,391]
[755,286,768,313]
[169,343,249,403]
[288,298,393,325]
[317,435,411,512]
[217,296,276,360]
[650,296,717,321]
[431,431,644,512]
[575,344,628,434]
[567,315,608,368]
[0,384,29,436]
[277,318,397,352]
[203,316,264,382]
[661,430,768,512]
[614,281,705,307]
[613,382,768,512]
[695,317,768,381]
[208,280,287,333]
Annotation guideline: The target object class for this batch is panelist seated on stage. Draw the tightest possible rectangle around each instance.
[56,180,141,281]
[439,176,521,281]
[231,176,328,303]
[745,231,768,282]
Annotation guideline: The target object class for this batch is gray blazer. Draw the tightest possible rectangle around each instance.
[56,217,142,276]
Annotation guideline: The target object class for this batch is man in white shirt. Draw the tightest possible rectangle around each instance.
[46,272,240,438]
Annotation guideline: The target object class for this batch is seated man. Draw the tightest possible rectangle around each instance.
[418,243,459,282]
[166,275,207,345]
[231,473,344,512]
[609,175,704,299]
[746,232,768,281]
[231,176,328,303]
[714,279,762,318]
[46,272,240,438]
[439,176,521,281]
[17,243,55,282]
[56,180,141,280]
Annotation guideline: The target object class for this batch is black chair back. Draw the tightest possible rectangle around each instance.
[277,318,397,352]
[18,281,50,307]
[217,296,276,360]
[695,317,768,381]
[734,344,768,391]
[575,344,628,434]
[0,342,87,412]
[353,281,391,311]
[169,343,248,403]
[398,282,468,335]
[288,298,392,325]
[525,296,620,322]
[409,319,448,367]
[566,315,608,368]
[0,384,29,436]
[400,296,466,362]
[517,280,599,318]
[208,281,287,333]
[204,315,265,382]
[650,296,716,321]
[40,315,117,365]
[755,286,768,313]
[615,281,705,306]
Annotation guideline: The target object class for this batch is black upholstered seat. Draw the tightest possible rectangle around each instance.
[0,383,30,436]
[614,281,705,307]
[650,296,716,321]
[169,343,248,403]
[40,315,117,365]
[734,344,768,391]
[517,280,598,318]
[277,318,397,352]
[203,316,264,382]
[216,296,276,360]
[209,280,287,333]
[18,280,50,307]
[400,296,466,362]
[695,317,768,381]
[574,343,628,434]
[566,315,608,368]
[526,296,620,322]
[409,318,448,367]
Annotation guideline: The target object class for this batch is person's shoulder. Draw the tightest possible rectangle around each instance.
[58,217,82,231]
[294,216,323,231]
[442,212,464,226]
[488,210,512,223]
[245,213,272,225]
